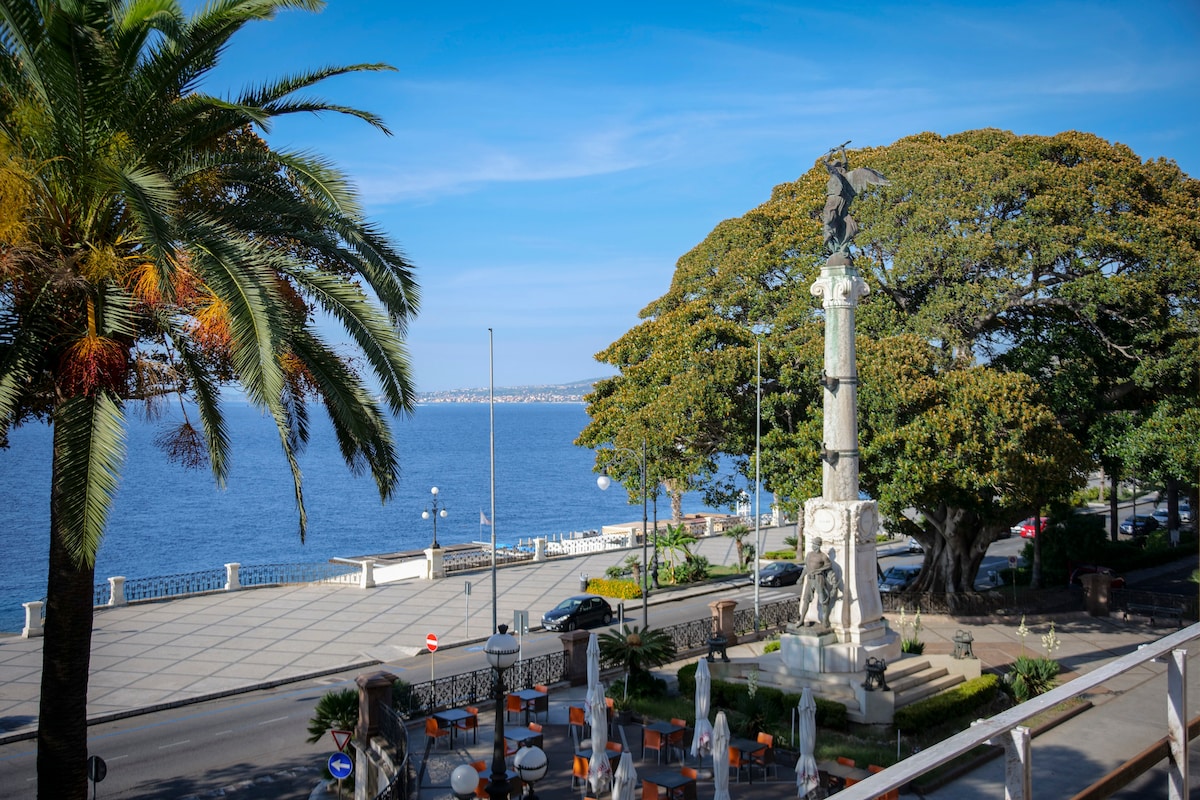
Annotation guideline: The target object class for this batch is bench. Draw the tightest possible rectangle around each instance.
[1124,602,1184,627]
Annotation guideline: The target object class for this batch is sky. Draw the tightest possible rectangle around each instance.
[204,0,1200,393]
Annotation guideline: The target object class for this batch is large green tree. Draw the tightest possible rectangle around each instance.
[0,1,417,796]
[584,130,1197,593]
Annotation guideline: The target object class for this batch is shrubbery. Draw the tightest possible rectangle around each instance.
[676,662,848,733]
[894,674,999,732]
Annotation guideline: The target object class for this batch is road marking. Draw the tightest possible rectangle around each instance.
[259,716,288,725]
[158,740,190,749]
[109,754,129,762]
[214,730,234,736]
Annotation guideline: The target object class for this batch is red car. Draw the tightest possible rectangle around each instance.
[1017,517,1050,538]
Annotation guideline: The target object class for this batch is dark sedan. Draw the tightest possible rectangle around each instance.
[757,561,804,587]
[541,594,614,632]
[1119,515,1160,537]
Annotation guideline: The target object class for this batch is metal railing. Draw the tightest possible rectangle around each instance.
[400,651,567,718]
[239,562,359,586]
[374,703,416,800]
[878,590,1009,616]
[443,548,534,573]
[1111,588,1197,621]
[92,561,359,608]
[841,622,1200,799]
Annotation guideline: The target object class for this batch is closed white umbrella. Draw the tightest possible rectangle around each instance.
[795,687,820,798]
[712,710,732,800]
[613,750,638,800]
[588,681,612,795]
[585,633,601,727]
[691,658,714,759]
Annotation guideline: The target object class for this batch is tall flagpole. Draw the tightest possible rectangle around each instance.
[489,328,498,633]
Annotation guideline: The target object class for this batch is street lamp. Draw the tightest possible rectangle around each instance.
[450,763,480,799]
[484,624,520,800]
[423,486,448,549]
[754,330,762,635]
[596,439,650,627]
[514,745,548,800]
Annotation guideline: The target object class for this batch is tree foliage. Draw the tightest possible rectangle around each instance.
[582,129,1198,594]
[0,1,417,795]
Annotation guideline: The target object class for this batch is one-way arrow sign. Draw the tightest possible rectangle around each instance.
[328,752,353,780]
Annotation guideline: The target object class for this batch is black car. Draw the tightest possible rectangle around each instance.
[879,564,921,593]
[1119,515,1159,537]
[541,594,614,632]
[757,561,803,587]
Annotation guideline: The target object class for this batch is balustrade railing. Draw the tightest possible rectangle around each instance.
[443,547,533,574]
[401,651,567,718]
[374,703,415,800]
[90,561,359,609]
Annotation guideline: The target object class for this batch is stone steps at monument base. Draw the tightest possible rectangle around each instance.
[886,661,946,693]
[894,670,966,707]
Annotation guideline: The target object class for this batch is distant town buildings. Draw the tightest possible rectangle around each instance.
[417,380,599,404]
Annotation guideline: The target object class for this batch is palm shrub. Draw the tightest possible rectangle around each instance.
[307,688,358,744]
[1007,655,1060,702]
[599,624,677,698]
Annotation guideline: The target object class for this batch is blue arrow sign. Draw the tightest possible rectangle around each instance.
[328,752,353,780]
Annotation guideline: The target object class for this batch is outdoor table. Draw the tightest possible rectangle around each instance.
[643,720,687,763]
[476,765,522,795]
[503,725,544,749]
[431,707,475,745]
[728,737,768,784]
[642,767,697,798]
[576,748,622,769]
[510,687,548,724]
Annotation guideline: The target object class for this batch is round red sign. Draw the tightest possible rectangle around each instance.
[426,633,438,652]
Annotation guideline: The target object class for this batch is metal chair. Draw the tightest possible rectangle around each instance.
[505,693,523,723]
[752,731,777,779]
[425,717,450,750]
[643,729,667,764]
[455,706,479,744]
[728,745,751,783]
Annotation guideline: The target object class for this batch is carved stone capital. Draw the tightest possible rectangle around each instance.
[810,271,870,309]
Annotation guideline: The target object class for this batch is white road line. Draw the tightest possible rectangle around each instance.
[108,754,129,761]
[259,716,289,725]
[158,740,190,749]
[214,730,234,736]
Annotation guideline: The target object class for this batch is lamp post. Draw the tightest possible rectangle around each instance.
[754,330,762,635]
[596,439,650,627]
[514,745,548,800]
[485,625,520,800]
[451,763,480,799]
[423,486,448,549]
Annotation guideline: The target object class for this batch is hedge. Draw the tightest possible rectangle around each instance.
[677,662,848,731]
[894,673,999,732]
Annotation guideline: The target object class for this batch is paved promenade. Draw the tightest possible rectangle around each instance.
[3,525,1200,799]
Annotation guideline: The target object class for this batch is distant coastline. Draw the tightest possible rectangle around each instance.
[417,378,603,404]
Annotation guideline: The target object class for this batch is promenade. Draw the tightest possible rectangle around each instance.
[2,526,1200,799]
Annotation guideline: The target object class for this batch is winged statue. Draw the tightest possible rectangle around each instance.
[821,144,890,257]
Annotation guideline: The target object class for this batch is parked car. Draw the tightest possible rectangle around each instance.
[907,537,924,553]
[758,561,804,587]
[1017,517,1050,538]
[1119,515,1160,537]
[879,564,921,593]
[1152,507,1171,529]
[541,594,614,632]
[1069,565,1126,590]
[1180,501,1193,524]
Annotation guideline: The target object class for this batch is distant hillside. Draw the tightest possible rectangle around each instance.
[417,378,604,403]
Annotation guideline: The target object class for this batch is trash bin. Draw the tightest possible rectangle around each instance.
[580,573,589,592]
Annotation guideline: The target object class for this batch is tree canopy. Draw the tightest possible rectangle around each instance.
[581,129,1198,594]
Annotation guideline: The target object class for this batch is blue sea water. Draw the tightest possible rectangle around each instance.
[0,402,738,632]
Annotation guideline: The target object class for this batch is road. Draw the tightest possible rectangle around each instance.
[0,584,800,799]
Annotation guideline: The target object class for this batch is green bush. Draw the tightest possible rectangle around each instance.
[586,577,643,599]
[669,554,711,584]
[675,663,848,732]
[1006,656,1059,702]
[763,640,780,654]
[604,565,625,580]
[763,549,797,560]
[894,674,999,732]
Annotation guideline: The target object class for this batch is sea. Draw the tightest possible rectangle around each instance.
[0,401,743,633]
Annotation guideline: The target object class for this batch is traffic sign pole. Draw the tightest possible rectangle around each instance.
[427,633,438,681]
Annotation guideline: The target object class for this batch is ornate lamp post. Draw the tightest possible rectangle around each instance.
[484,625,520,800]
[451,763,480,799]
[423,486,448,549]
[513,745,548,799]
[596,439,650,627]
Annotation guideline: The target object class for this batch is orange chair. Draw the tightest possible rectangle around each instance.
[505,693,523,723]
[643,729,667,763]
[728,745,751,783]
[669,718,689,761]
[425,717,450,749]
[572,755,590,790]
[642,779,664,800]
[836,755,860,789]
[527,721,544,748]
[455,706,479,744]
[569,704,589,741]
[606,740,622,754]
[669,767,700,800]
[868,764,899,800]
[752,731,777,780]
[681,767,698,780]
[531,684,550,722]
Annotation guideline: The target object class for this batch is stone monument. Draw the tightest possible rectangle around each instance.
[782,143,900,674]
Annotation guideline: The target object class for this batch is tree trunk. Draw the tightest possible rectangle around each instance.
[1030,511,1043,590]
[1109,473,1120,542]
[914,506,989,593]
[38,433,96,800]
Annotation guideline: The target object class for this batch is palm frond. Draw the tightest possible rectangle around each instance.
[52,391,126,567]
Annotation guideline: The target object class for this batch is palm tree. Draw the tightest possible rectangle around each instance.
[0,2,416,796]
[599,624,677,698]
[724,523,752,568]
[657,523,697,569]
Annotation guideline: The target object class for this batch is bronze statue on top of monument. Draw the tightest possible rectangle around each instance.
[820,142,890,260]
[796,536,841,629]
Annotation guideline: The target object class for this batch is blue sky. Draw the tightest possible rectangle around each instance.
[207,1,1200,392]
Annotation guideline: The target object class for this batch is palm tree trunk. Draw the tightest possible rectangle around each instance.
[38,433,95,800]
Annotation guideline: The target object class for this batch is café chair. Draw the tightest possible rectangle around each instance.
[572,755,590,790]
[643,728,667,764]
[569,704,589,741]
[869,764,899,800]
[669,718,689,761]
[728,745,751,783]
[456,706,479,744]
[425,717,450,750]
[505,693,523,723]
[752,731,777,779]
[642,779,665,800]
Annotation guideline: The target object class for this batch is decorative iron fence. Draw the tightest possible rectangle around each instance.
[443,547,534,574]
[239,562,359,587]
[732,597,801,636]
[92,561,359,608]
[374,703,416,800]
[400,651,567,718]
[657,617,718,656]
[877,590,1008,616]
[1111,588,1197,621]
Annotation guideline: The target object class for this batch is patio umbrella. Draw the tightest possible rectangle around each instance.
[588,681,612,795]
[690,658,714,759]
[712,710,731,800]
[794,687,820,798]
[613,750,638,800]
[585,633,601,727]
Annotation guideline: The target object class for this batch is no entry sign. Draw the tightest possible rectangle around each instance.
[426,633,439,652]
